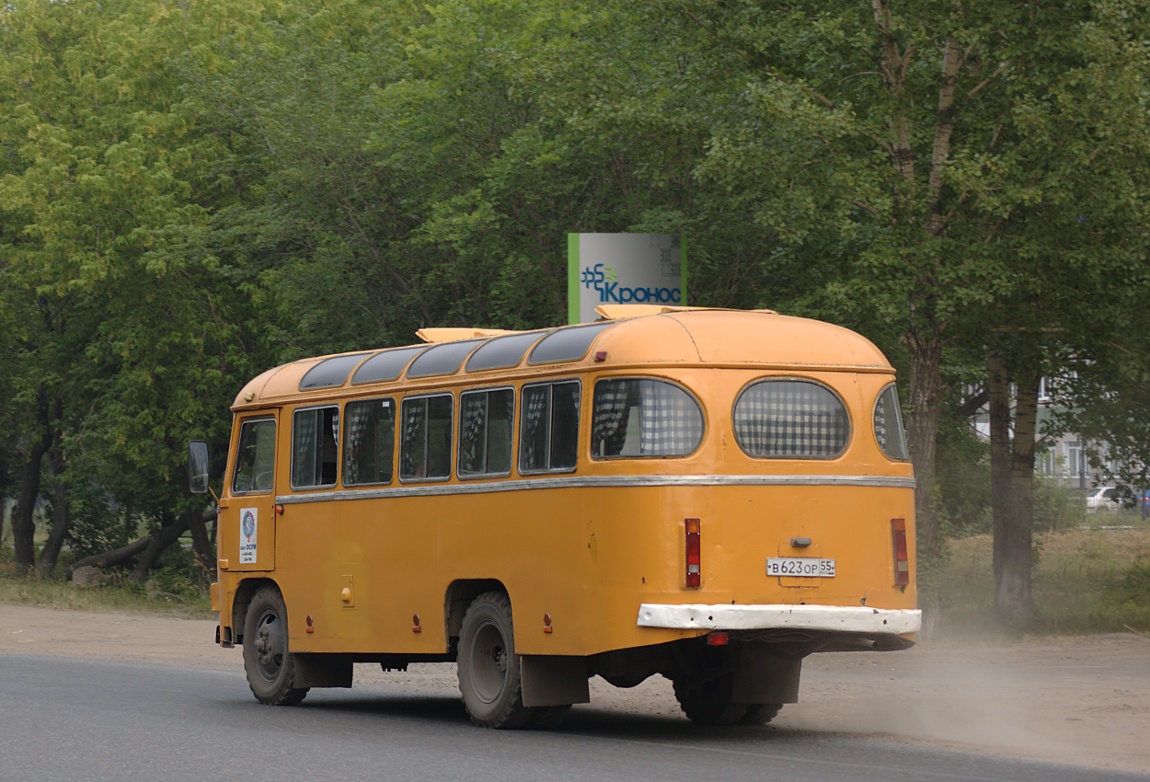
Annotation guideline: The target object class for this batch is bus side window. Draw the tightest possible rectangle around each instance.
[401,394,453,480]
[550,382,580,469]
[344,398,395,486]
[873,384,909,460]
[233,418,276,494]
[459,388,514,477]
[292,406,339,489]
[591,379,702,459]
[520,380,580,473]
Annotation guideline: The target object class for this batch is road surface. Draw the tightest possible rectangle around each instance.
[3,605,1150,778]
[2,654,1147,782]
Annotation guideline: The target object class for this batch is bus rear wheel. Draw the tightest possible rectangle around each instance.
[673,673,750,726]
[740,703,783,725]
[243,585,309,706]
[457,592,532,729]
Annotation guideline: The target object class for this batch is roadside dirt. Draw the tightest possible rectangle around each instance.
[3,603,1149,775]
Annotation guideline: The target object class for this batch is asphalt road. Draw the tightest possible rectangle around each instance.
[1,654,1145,782]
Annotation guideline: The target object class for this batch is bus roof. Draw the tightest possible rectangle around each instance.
[232,308,893,409]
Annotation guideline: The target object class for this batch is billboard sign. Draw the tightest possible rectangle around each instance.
[568,233,686,324]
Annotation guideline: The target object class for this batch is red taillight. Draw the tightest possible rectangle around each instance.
[891,518,910,587]
[685,517,701,588]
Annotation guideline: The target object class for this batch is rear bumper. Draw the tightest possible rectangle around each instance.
[637,603,921,636]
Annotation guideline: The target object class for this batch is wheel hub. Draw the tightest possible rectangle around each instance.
[254,613,283,678]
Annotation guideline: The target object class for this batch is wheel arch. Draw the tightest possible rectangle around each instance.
[444,579,507,649]
[232,577,280,645]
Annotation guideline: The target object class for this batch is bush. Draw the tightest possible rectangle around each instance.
[936,422,992,538]
[62,488,134,561]
[1034,476,1087,532]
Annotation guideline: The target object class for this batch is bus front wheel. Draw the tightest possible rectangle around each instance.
[243,585,309,706]
[457,592,532,729]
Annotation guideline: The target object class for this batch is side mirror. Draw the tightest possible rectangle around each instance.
[188,440,211,494]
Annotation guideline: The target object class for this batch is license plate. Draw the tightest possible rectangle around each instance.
[767,557,836,578]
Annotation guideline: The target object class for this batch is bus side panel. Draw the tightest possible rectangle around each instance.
[273,489,590,657]
[259,480,915,659]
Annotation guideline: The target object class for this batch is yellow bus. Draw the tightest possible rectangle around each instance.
[189,305,919,729]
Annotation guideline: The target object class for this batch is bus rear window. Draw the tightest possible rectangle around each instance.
[733,379,849,459]
[591,379,703,459]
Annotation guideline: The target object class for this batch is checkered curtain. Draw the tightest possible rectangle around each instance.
[593,381,631,455]
[521,386,549,469]
[489,390,514,472]
[874,396,889,447]
[400,400,426,477]
[639,381,702,455]
[344,402,372,485]
[735,381,849,458]
[460,394,487,473]
[292,410,318,485]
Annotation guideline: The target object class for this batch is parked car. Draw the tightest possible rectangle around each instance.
[1086,486,1122,511]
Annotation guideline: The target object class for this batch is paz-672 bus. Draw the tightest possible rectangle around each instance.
[189,305,920,729]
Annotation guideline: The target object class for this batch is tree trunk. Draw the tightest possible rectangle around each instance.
[0,462,8,554]
[37,478,69,578]
[66,537,153,577]
[12,425,52,576]
[905,327,946,561]
[185,506,215,587]
[37,435,69,578]
[65,508,214,581]
[129,512,192,584]
[989,352,1038,629]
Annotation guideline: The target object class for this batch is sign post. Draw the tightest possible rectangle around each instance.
[568,233,686,324]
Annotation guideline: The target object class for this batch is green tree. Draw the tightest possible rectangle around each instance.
[187,0,778,361]
[674,0,1150,625]
[0,0,282,576]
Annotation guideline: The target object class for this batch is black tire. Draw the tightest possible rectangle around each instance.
[672,674,748,725]
[740,703,783,725]
[243,585,309,706]
[457,592,532,729]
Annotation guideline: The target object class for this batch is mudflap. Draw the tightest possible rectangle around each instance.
[732,645,803,704]
[294,654,353,689]
[521,655,590,707]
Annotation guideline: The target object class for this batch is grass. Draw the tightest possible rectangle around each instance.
[0,562,214,618]
[935,512,1150,639]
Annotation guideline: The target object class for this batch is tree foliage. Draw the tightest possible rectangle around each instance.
[1,0,1149,619]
